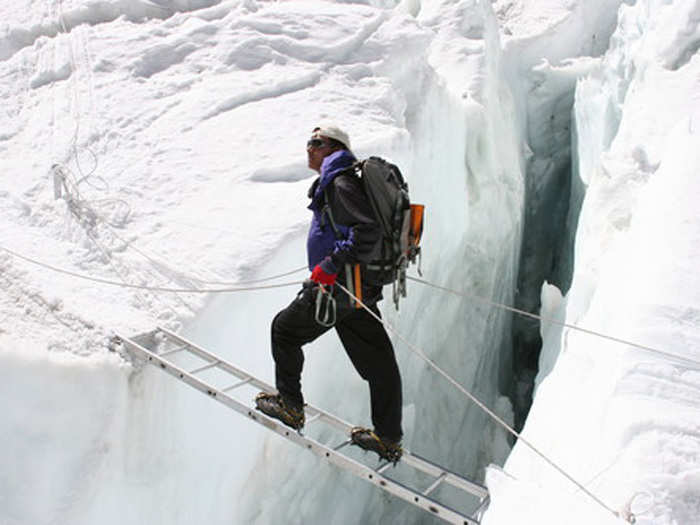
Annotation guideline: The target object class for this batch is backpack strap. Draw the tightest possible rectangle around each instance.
[320,173,365,309]
[321,187,342,239]
[319,167,358,240]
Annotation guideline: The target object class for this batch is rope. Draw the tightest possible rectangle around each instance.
[57,0,82,155]
[0,245,303,294]
[45,9,308,312]
[85,229,154,311]
[55,172,305,288]
[408,276,700,369]
[79,223,307,287]
[198,266,308,286]
[53,164,192,316]
[0,230,669,523]
[49,9,169,317]
[85,225,307,287]
[336,282,632,524]
[53,161,306,290]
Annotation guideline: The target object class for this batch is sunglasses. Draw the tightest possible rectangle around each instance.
[307,138,331,149]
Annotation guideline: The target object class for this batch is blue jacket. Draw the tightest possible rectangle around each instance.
[306,150,380,274]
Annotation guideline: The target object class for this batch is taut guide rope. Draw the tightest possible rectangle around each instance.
[335,283,635,524]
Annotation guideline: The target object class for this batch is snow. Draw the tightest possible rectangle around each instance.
[484,1,700,524]
[2,0,699,524]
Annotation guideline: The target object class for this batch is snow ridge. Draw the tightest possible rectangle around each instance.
[202,70,321,120]
[0,0,227,63]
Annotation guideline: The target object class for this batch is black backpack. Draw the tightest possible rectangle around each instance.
[339,157,424,309]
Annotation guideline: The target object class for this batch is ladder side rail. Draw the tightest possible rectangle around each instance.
[131,329,487,502]
[120,335,479,525]
[150,330,487,500]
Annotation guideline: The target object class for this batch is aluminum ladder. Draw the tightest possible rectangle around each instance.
[115,326,490,524]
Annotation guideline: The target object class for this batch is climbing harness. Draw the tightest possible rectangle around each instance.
[314,284,337,327]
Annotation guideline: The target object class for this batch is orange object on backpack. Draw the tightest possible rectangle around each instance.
[353,263,362,309]
[409,204,424,248]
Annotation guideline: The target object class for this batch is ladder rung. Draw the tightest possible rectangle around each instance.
[423,473,447,496]
[405,451,488,498]
[160,345,187,357]
[375,462,393,474]
[119,329,489,525]
[188,360,220,375]
[305,413,323,426]
[221,377,253,392]
[473,495,490,519]
[333,439,352,451]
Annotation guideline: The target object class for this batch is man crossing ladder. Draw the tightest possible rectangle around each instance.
[255,124,403,462]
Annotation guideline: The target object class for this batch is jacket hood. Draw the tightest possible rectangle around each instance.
[308,149,357,209]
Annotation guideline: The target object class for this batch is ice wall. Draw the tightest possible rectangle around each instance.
[1,1,524,523]
[484,0,700,523]
[196,2,526,523]
[494,0,625,425]
[0,348,128,525]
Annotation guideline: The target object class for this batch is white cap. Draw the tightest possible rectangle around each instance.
[312,124,351,150]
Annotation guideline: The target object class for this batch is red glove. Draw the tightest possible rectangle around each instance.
[310,264,337,285]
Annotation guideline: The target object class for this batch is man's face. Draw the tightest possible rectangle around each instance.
[307,136,336,173]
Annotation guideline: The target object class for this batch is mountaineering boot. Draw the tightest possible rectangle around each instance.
[255,392,305,430]
[350,427,402,463]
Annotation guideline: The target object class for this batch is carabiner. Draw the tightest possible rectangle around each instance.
[314,284,337,327]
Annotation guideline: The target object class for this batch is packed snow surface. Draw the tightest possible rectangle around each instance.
[2,1,699,524]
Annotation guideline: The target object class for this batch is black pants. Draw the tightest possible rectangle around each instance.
[271,282,403,441]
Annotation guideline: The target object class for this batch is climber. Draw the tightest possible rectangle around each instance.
[255,124,403,462]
